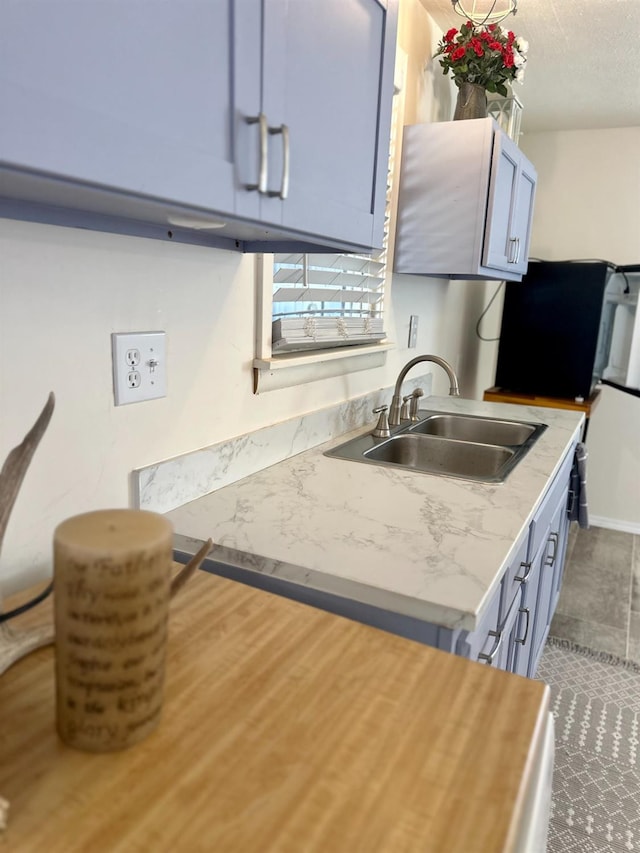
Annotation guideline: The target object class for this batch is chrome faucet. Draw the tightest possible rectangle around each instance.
[389,354,460,427]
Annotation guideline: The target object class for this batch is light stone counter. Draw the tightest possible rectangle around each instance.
[165,396,583,632]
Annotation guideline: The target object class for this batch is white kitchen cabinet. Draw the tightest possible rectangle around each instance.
[394,117,537,281]
[0,0,397,254]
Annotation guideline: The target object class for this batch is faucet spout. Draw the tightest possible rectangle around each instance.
[389,354,460,427]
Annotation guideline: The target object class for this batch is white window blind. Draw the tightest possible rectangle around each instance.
[270,68,402,354]
[271,252,387,352]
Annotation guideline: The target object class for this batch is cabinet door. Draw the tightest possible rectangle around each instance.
[483,134,519,272]
[259,0,396,249]
[511,543,543,677]
[1,1,237,214]
[483,133,520,272]
[509,158,537,275]
[483,132,536,275]
[549,501,571,618]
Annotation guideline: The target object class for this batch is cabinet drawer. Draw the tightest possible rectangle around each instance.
[529,446,574,560]
[499,530,530,624]
[456,587,501,662]
[476,590,523,669]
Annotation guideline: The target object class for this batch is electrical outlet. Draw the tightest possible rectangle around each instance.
[126,348,141,367]
[127,371,141,389]
[112,332,167,406]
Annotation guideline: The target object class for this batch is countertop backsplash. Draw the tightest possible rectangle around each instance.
[133,373,433,514]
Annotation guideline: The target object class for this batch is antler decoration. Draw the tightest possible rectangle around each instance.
[0,393,55,834]
[0,393,56,677]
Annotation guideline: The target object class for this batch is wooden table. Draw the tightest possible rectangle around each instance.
[0,569,549,852]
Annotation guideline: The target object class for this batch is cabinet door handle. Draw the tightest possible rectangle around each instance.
[515,560,532,583]
[245,114,268,194]
[478,629,502,665]
[508,237,517,263]
[515,607,530,645]
[545,531,559,567]
[267,124,290,200]
[515,237,521,264]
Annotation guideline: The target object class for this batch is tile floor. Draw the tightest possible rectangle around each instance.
[550,525,640,661]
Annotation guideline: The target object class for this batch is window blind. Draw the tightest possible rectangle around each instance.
[271,252,386,352]
[270,69,402,354]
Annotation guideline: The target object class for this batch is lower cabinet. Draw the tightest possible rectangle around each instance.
[194,441,578,680]
[450,442,575,677]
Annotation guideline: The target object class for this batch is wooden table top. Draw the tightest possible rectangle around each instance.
[0,569,548,852]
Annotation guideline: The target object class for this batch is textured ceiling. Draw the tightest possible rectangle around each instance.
[420,0,640,133]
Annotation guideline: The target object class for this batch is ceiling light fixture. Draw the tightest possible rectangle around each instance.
[451,0,518,26]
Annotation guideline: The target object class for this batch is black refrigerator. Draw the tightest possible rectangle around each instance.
[495,260,615,400]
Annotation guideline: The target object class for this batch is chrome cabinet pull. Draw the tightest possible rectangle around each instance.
[478,629,502,665]
[267,123,290,200]
[245,114,268,194]
[515,237,521,264]
[515,607,530,645]
[508,237,518,263]
[515,560,532,583]
[545,531,559,567]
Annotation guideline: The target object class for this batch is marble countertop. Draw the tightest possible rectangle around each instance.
[166,396,583,631]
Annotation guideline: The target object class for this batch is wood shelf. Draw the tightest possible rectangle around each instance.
[484,386,601,418]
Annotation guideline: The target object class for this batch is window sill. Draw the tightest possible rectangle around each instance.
[253,342,394,393]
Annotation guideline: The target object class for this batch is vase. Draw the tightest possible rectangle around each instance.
[453,83,488,121]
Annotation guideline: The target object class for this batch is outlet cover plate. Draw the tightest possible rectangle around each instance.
[112,332,167,406]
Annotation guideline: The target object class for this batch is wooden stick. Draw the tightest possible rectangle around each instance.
[170,538,214,598]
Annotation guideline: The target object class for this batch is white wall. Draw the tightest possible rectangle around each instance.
[519,127,640,531]
[1,1,497,594]
[520,128,640,266]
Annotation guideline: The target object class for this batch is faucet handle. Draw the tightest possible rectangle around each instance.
[400,395,412,421]
[409,388,424,421]
[371,405,391,439]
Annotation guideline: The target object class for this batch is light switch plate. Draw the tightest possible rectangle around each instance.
[408,315,419,348]
[112,331,167,405]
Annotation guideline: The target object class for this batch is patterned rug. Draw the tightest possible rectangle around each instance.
[538,638,640,852]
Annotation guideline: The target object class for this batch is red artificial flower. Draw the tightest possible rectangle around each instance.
[445,42,454,53]
[502,47,514,67]
[489,40,502,51]
[444,27,458,43]
[488,23,496,31]
[507,31,516,44]
[470,37,484,57]
[451,46,466,61]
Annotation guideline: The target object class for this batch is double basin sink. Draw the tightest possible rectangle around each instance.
[325,410,547,483]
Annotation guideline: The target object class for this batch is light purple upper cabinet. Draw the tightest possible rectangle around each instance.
[0,1,237,214]
[394,118,537,281]
[0,0,398,253]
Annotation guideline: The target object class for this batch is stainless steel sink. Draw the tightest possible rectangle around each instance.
[364,434,514,480]
[408,413,538,446]
[325,409,547,483]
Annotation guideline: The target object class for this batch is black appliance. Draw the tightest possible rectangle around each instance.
[495,260,615,400]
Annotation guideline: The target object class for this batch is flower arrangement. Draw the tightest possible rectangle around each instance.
[434,21,528,96]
